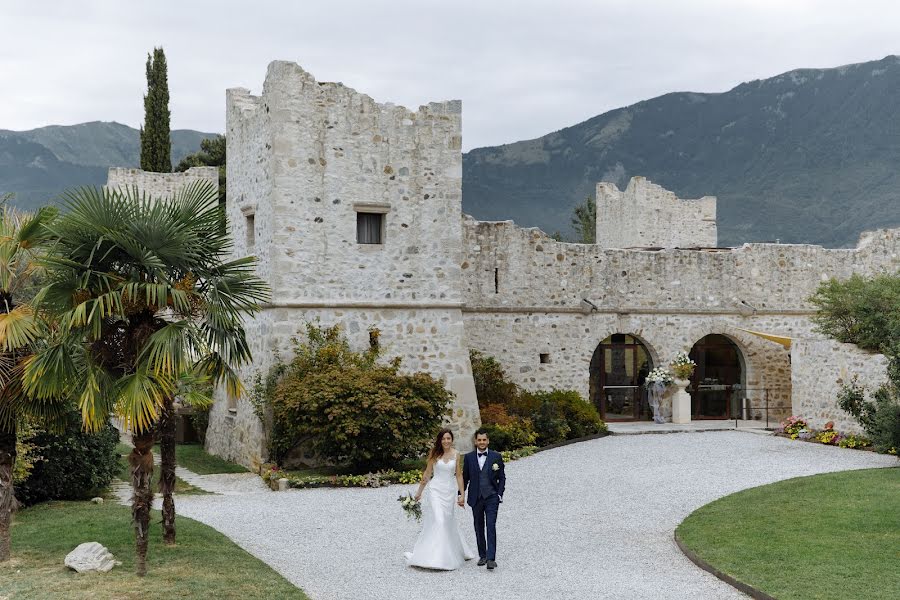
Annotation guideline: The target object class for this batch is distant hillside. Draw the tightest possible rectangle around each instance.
[0,122,215,211]
[462,55,900,247]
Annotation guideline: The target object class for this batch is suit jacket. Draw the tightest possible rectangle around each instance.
[462,449,506,507]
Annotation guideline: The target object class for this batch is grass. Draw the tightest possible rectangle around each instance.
[1,500,308,599]
[677,467,900,600]
[167,443,248,475]
[114,444,208,496]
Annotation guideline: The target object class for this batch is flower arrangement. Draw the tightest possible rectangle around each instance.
[669,351,696,379]
[778,415,810,439]
[398,492,422,521]
[645,367,674,387]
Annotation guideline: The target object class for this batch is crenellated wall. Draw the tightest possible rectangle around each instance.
[106,166,219,200]
[595,177,717,248]
[460,215,900,423]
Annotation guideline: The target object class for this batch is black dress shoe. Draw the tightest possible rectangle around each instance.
[486,560,497,570]
[477,558,487,566]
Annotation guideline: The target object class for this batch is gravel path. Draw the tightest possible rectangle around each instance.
[174,432,897,600]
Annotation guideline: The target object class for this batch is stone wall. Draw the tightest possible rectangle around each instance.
[207,61,480,467]
[791,338,889,433]
[461,217,900,423]
[595,177,717,248]
[463,218,900,314]
[106,166,219,200]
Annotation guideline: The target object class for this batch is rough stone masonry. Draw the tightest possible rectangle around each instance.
[108,61,900,467]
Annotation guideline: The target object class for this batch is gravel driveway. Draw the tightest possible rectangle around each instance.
[175,431,897,600]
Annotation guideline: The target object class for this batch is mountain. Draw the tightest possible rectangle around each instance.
[0,122,215,211]
[462,55,900,247]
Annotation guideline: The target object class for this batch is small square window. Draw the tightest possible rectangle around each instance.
[540,353,550,364]
[357,212,384,244]
[246,214,256,248]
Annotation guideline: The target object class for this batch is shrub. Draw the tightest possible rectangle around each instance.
[13,421,41,485]
[470,350,520,408]
[480,420,537,451]
[15,412,120,506]
[837,376,900,454]
[479,403,515,426]
[470,350,607,447]
[268,323,453,470]
[838,434,871,449]
[189,405,211,445]
[524,390,607,445]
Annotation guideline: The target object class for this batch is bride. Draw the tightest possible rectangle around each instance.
[405,429,475,570]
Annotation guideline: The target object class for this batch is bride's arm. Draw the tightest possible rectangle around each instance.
[455,455,465,499]
[414,459,433,501]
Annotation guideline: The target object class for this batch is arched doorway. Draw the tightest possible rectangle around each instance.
[688,334,744,419]
[589,334,653,421]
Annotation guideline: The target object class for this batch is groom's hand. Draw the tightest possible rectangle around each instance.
[457,497,464,507]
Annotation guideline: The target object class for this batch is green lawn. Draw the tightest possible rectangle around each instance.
[2,501,308,599]
[115,444,207,495]
[677,467,900,600]
[169,443,248,475]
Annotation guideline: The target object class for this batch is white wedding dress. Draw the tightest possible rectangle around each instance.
[404,455,476,570]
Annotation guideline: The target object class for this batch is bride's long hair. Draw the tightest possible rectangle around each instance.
[427,428,454,463]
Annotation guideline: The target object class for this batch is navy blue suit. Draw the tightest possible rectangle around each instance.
[462,449,506,561]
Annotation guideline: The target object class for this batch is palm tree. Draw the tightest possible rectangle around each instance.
[0,204,60,562]
[23,181,267,575]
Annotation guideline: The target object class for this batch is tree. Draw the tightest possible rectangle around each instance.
[140,47,172,173]
[176,135,226,213]
[0,204,61,562]
[811,274,900,453]
[23,182,268,574]
[570,196,596,244]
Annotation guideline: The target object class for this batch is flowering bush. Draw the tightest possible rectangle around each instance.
[778,415,810,439]
[670,352,696,379]
[838,434,870,449]
[645,367,674,387]
[815,429,842,445]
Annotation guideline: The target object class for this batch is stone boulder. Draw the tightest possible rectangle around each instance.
[64,542,121,573]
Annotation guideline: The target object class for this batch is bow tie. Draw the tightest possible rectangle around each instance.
[478,452,487,457]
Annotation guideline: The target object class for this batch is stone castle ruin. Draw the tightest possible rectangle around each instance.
[108,61,900,467]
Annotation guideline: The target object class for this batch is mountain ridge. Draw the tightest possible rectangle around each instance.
[462,54,900,247]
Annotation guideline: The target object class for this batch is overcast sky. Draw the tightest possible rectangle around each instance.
[2,0,898,150]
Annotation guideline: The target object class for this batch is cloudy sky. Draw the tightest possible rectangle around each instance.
[2,0,898,150]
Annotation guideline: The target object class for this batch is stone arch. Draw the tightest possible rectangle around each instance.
[686,333,745,419]
[589,331,659,421]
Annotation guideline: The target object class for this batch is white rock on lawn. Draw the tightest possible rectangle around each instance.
[64,542,121,573]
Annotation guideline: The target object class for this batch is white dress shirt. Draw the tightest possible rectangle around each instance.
[477,450,488,470]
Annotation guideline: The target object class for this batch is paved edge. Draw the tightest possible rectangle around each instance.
[673,532,776,600]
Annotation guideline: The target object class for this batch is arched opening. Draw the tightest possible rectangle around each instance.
[688,334,744,419]
[589,334,653,421]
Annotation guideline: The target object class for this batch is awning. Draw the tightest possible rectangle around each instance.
[735,328,793,349]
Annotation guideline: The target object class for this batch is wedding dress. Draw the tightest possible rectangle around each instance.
[404,455,476,570]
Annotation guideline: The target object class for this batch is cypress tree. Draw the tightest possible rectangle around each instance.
[140,47,171,173]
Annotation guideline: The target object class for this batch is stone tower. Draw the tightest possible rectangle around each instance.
[206,61,480,465]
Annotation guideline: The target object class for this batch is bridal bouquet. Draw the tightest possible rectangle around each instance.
[398,493,422,522]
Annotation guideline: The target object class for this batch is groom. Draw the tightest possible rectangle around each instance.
[460,429,506,570]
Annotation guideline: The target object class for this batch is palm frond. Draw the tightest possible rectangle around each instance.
[115,368,174,434]
[0,304,41,351]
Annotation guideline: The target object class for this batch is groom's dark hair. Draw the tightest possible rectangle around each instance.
[474,428,490,438]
